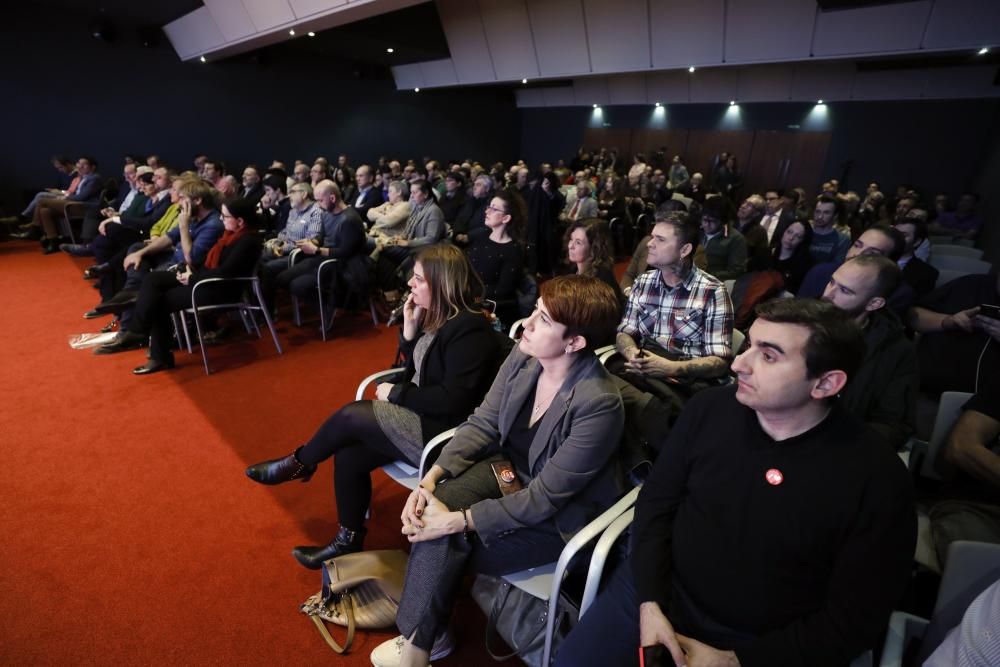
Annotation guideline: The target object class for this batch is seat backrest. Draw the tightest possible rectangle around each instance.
[731,328,746,355]
[934,268,967,288]
[932,245,984,260]
[928,255,991,274]
[915,541,1000,664]
[920,391,973,480]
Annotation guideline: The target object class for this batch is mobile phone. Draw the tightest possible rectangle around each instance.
[639,644,677,667]
[979,304,1000,320]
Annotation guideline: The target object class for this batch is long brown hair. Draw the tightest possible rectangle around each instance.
[563,218,614,277]
[414,244,485,332]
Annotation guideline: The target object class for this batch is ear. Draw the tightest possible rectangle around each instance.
[864,296,886,313]
[565,334,587,355]
[680,242,694,260]
[810,370,848,400]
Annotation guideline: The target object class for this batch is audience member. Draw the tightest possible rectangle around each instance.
[557,298,916,667]
[907,268,1000,394]
[735,194,770,271]
[667,155,688,190]
[675,172,705,203]
[614,212,734,407]
[466,189,525,327]
[375,180,445,289]
[597,174,627,222]
[821,255,917,449]
[562,218,625,311]
[807,195,851,265]
[694,196,748,281]
[367,180,411,245]
[929,192,982,240]
[437,171,466,224]
[246,245,503,568]
[894,218,939,297]
[770,219,814,295]
[714,154,742,201]
[526,171,566,274]
[12,157,103,252]
[371,275,624,667]
[239,165,264,209]
[259,175,291,236]
[452,174,492,247]
[349,164,383,223]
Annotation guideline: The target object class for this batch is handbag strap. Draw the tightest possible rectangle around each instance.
[483,581,549,662]
[308,593,357,654]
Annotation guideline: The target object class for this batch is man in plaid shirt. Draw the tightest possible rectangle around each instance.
[616,211,734,388]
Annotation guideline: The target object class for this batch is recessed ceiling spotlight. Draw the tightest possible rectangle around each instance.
[978,47,990,55]
[817,99,824,104]
[307,31,316,37]
[729,100,736,106]
[414,87,420,92]
[688,66,695,73]
[655,102,661,107]
[199,56,206,63]
[289,29,296,36]
[387,48,394,54]
[593,104,598,108]
[521,78,527,84]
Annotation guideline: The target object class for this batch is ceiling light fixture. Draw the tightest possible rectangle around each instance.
[307,31,316,37]
[521,78,527,84]
[688,66,695,73]
[414,87,420,92]
[288,29,295,36]
[655,102,661,107]
[729,100,736,106]
[978,47,990,55]
[199,56,206,63]
[387,48,394,54]
[817,99,824,104]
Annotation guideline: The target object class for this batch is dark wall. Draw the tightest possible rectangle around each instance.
[0,7,520,212]
[519,99,1000,198]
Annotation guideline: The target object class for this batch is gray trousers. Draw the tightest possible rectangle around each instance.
[929,499,1000,566]
[395,454,566,650]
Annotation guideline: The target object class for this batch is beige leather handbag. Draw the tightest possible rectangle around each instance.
[299,549,409,654]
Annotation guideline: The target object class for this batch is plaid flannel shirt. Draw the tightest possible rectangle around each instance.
[617,266,734,360]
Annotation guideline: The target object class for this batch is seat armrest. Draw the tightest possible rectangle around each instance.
[878,611,928,667]
[418,427,458,478]
[355,368,406,401]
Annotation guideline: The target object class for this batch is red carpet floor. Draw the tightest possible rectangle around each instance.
[0,239,507,665]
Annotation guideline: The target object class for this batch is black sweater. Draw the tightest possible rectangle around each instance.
[634,386,916,667]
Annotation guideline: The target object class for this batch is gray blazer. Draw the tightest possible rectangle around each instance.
[562,196,598,221]
[435,346,625,546]
[403,201,445,249]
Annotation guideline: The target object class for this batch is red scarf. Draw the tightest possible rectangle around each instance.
[204,227,248,269]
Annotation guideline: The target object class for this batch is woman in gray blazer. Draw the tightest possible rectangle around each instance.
[369,274,626,667]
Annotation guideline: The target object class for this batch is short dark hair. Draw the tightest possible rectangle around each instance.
[765,187,785,198]
[754,298,866,384]
[700,196,736,225]
[204,159,225,174]
[539,275,621,352]
[262,174,287,195]
[865,224,906,261]
[410,179,433,198]
[136,172,154,185]
[653,210,700,255]
[816,194,842,220]
[894,218,927,243]
[221,197,260,229]
[80,156,98,169]
[846,254,902,299]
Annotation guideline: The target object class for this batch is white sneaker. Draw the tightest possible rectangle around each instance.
[369,630,454,667]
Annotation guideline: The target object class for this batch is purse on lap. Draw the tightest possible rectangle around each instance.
[299,549,409,654]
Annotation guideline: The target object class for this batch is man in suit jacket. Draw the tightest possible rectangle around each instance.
[238,165,265,210]
[349,164,383,224]
[15,156,103,251]
[560,178,597,222]
[674,172,706,204]
[895,218,939,297]
[761,188,796,250]
[736,194,771,272]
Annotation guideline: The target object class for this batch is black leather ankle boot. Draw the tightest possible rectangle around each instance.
[292,525,367,569]
[244,449,316,485]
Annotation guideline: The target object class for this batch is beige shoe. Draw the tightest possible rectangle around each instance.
[369,630,454,667]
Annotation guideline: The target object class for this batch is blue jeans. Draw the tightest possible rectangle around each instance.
[555,562,640,667]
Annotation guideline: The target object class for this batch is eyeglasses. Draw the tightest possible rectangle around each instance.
[486,205,507,214]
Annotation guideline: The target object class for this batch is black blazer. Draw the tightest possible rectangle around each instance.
[388,310,502,442]
[901,257,939,297]
[351,187,384,225]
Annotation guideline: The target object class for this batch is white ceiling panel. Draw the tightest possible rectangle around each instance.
[923,0,1000,50]
[437,0,497,83]
[288,0,349,19]
[574,77,610,106]
[527,0,591,77]
[736,64,792,102]
[241,0,296,31]
[608,73,648,104]
[689,67,740,102]
[418,58,460,87]
[542,86,577,107]
[584,0,650,72]
[646,70,691,103]
[725,0,814,63]
[851,68,928,100]
[391,63,425,89]
[788,61,855,101]
[479,0,540,81]
[203,0,258,42]
[650,0,724,68]
[813,1,931,57]
[164,7,227,59]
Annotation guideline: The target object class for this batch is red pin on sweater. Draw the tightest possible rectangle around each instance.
[765,468,784,486]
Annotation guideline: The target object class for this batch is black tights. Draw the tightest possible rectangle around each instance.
[296,401,405,531]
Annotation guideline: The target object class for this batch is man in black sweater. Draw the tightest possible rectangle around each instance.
[556,299,916,667]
